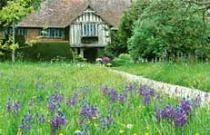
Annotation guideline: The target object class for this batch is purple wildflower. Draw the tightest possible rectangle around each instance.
[6,99,20,114]
[126,83,136,91]
[6,99,13,112]
[80,104,99,119]
[139,85,155,97]
[53,93,63,103]
[179,99,192,115]
[118,94,126,103]
[174,108,188,126]
[139,85,155,105]
[67,94,78,107]
[75,130,86,135]
[160,105,176,120]
[156,100,192,127]
[20,111,33,131]
[48,101,57,112]
[109,89,118,102]
[51,111,67,134]
[13,102,21,113]
[47,92,63,112]
[48,92,63,103]
[102,57,110,64]
[24,111,32,121]
[20,123,31,131]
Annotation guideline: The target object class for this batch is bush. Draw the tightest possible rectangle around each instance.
[128,0,210,62]
[111,53,133,67]
[73,54,87,63]
[20,42,73,61]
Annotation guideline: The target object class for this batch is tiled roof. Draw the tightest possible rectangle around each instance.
[18,0,131,28]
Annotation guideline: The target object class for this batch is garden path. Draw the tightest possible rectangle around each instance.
[110,69,210,107]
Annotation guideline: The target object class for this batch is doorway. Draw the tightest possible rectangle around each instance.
[84,48,98,62]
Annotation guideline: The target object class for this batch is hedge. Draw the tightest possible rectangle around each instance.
[20,42,73,61]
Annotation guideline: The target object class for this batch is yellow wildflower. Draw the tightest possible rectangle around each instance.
[194,133,199,135]
[59,133,64,135]
[133,133,138,135]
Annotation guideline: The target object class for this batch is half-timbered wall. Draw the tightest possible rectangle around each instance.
[69,7,110,47]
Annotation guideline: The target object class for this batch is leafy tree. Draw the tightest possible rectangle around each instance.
[0,0,41,62]
[128,0,210,62]
[105,0,150,57]
[105,30,121,58]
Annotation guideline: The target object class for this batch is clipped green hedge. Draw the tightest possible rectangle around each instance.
[20,42,73,61]
[111,53,133,67]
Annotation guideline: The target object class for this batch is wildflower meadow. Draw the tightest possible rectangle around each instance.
[0,62,210,135]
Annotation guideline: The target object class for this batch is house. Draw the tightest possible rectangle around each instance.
[2,0,131,60]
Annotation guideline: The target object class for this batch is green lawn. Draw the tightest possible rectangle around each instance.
[114,62,210,92]
[0,62,209,135]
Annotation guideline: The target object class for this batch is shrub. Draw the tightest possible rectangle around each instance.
[111,53,133,67]
[128,0,210,62]
[73,54,87,63]
[20,42,73,61]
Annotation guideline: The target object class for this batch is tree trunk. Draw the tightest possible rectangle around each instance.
[12,22,16,63]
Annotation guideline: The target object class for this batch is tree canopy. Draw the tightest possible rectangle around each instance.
[128,0,210,62]
[0,0,42,62]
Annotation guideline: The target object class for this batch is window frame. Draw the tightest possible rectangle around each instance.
[81,22,98,37]
[40,28,65,39]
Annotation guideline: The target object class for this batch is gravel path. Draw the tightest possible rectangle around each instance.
[110,69,210,107]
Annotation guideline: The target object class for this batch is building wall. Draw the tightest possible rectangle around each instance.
[26,28,40,41]
[25,28,68,42]
[69,7,111,47]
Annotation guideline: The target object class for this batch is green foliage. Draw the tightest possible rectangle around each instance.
[73,54,87,63]
[105,0,150,57]
[0,0,32,25]
[20,42,73,61]
[128,0,210,62]
[0,0,41,26]
[115,62,210,91]
[104,30,121,58]
[0,36,19,52]
[111,53,133,67]
[0,0,42,62]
